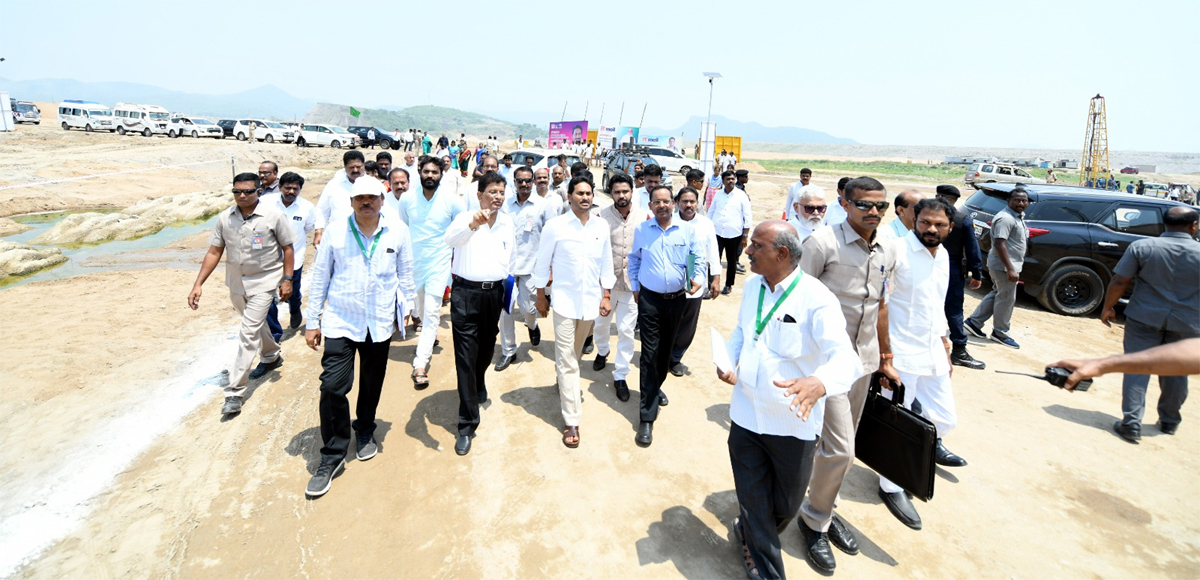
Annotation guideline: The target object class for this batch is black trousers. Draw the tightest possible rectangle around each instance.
[637,289,688,423]
[717,235,744,287]
[319,330,392,462]
[451,278,504,436]
[729,422,817,580]
[670,296,704,365]
[945,264,968,347]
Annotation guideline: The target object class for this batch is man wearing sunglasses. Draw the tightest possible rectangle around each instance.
[796,176,904,571]
[496,166,552,371]
[188,172,297,417]
[787,184,828,242]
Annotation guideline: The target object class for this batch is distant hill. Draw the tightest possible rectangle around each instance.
[642,115,855,144]
[303,103,545,139]
[0,77,315,120]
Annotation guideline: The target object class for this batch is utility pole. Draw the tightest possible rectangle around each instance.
[638,103,647,130]
[560,101,567,122]
[617,102,624,126]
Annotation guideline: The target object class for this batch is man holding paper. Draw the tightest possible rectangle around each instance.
[716,220,861,580]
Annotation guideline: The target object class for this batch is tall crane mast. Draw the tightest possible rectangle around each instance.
[1079,94,1110,187]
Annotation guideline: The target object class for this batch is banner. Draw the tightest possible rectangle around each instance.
[615,126,640,148]
[636,134,680,152]
[597,125,617,148]
[548,121,588,148]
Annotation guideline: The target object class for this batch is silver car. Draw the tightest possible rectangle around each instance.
[965,162,1046,188]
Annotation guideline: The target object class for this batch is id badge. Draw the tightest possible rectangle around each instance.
[251,234,264,250]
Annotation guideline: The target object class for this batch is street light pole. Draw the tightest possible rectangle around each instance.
[702,72,722,174]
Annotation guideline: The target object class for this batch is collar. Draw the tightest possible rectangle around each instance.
[1162,231,1196,239]
[650,216,678,232]
[1002,206,1025,220]
[836,219,880,249]
[508,193,535,208]
[349,212,390,236]
[231,204,262,220]
[762,268,801,295]
[904,229,932,255]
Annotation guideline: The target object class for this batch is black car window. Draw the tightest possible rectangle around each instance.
[1102,206,1164,237]
[965,190,1009,216]
[1027,199,1111,223]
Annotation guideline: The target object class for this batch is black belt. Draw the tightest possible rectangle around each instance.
[453,276,503,290]
[643,288,687,300]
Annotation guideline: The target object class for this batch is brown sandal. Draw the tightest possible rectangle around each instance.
[735,518,761,579]
[411,368,430,390]
[562,426,580,448]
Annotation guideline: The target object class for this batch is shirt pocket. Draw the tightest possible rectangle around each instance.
[667,241,688,264]
[766,316,807,361]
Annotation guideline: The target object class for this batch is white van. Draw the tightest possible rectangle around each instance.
[112,102,171,136]
[57,100,116,132]
[297,124,359,148]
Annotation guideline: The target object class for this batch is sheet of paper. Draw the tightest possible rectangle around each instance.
[711,327,733,373]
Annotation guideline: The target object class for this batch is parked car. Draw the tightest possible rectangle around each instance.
[217,119,237,138]
[347,126,396,150]
[168,116,223,139]
[1120,166,1139,174]
[1140,182,1170,199]
[601,151,674,192]
[965,182,1193,316]
[58,100,116,132]
[964,162,1047,188]
[508,148,584,172]
[642,146,696,176]
[112,102,171,136]
[11,100,41,124]
[296,124,360,148]
[226,119,294,143]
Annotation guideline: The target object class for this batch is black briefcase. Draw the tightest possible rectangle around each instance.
[854,372,937,501]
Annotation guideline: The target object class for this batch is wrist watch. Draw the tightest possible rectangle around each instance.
[282,275,295,281]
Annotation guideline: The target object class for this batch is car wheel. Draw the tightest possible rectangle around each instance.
[62,122,70,131]
[265,134,274,143]
[169,130,177,138]
[117,126,126,135]
[85,124,93,132]
[680,165,691,175]
[1037,264,1104,316]
[142,128,151,137]
[377,139,391,150]
[192,130,199,138]
[237,132,246,141]
[331,140,342,149]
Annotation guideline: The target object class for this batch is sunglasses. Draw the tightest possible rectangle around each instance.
[803,205,827,213]
[514,178,533,184]
[232,188,258,196]
[850,200,890,212]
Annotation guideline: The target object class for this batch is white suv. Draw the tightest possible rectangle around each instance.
[965,162,1046,188]
[229,119,295,143]
[643,146,696,176]
[297,124,360,149]
[169,116,224,139]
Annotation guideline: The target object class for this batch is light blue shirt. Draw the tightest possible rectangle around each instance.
[397,187,465,291]
[627,217,705,294]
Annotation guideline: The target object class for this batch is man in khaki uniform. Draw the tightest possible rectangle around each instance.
[189,172,297,416]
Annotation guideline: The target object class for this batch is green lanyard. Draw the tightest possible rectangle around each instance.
[755,273,802,341]
[348,216,381,260]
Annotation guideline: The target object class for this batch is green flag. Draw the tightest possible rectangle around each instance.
[349,106,361,118]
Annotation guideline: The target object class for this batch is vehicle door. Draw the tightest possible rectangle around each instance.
[1015,168,1033,183]
[996,166,1014,182]
[1091,203,1165,274]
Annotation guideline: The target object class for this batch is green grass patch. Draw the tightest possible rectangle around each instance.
[749,159,969,181]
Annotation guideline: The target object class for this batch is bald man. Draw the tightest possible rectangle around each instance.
[879,189,925,241]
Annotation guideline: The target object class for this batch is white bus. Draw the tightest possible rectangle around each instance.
[112,102,171,136]
[57,100,116,132]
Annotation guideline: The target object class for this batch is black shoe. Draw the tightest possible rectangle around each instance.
[582,335,594,355]
[878,488,922,530]
[1159,421,1178,435]
[592,354,607,372]
[828,514,860,555]
[494,354,516,372]
[720,286,733,296]
[1113,421,1141,443]
[799,523,836,571]
[669,362,685,377]
[658,391,669,407]
[964,319,986,339]
[221,396,243,415]
[635,421,653,447]
[289,315,303,329]
[614,380,630,402]
[529,326,541,346]
[934,439,967,467]
[305,457,344,497]
[249,356,284,379]
[355,431,378,461]
[455,434,473,455]
[950,346,986,370]
[736,263,746,274]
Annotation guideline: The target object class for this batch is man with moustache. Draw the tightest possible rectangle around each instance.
[796,176,903,571]
[669,186,723,377]
[375,152,393,184]
[534,176,616,448]
[879,189,925,241]
[303,177,416,497]
[783,168,813,221]
[314,150,367,246]
[634,163,665,214]
[628,186,706,447]
[265,172,316,338]
[383,167,410,222]
[397,156,467,388]
[498,154,515,183]
[534,168,564,216]
[257,160,282,200]
[466,155,501,210]
[444,173,515,455]
[965,187,1030,349]
[787,185,828,242]
[710,170,753,295]
[495,166,552,371]
[933,185,986,370]
[591,174,651,400]
[551,165,568,202]
[399,151,419,182]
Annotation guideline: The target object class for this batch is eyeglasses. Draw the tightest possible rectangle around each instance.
[514,178,533,184]
[850,200,890,212]
[232,188,258,196]
[257,170,274,176]
[802,205,827,213]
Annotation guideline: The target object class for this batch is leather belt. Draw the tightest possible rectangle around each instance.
[643,288,687,300]
[453,276,503,290]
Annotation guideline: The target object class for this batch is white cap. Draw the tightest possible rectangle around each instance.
[351,177,385,198]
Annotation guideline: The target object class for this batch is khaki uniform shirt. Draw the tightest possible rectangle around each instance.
[799,220,897,374]
[599,203,650,293]
[209,204,297,295]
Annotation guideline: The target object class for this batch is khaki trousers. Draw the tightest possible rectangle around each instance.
[799,372,871,532]
[553,311,593,427]
[227,291,280,397]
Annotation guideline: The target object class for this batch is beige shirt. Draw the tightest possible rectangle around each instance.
[209,203,297,295]
[598,203,651,293]
[799,220,896,373]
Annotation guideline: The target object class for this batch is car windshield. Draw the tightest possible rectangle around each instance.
[149,112,169,120]
[330,126,351,134]
[965,190,1011,216]
[90,109,112,117]
[14,104,35,113]
[193,118,214,125]
[265,122,285,128]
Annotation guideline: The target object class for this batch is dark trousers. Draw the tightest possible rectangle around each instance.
[637,289,688,422]
[318,330,392,462]
[1121,317,1196,428]
[451,278,504,436]
[945,264,968,347]
[670,296,704,364]
[718,235,744,287]
[729,422,816,580]
[267,266,303,342]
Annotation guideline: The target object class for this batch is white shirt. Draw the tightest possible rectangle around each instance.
[536,190,564,217]
[708,187,753,238]
[444,212,515,282]
[634,186,655,215]
[501,192,554,275]
[398,163,419,181]
[887,233,951,376]
[727,270,862,440]
[787,217,823,243]
[382,191,404,224]
[275,196,316,266]
[825,198,848,226]
[678,213,720,299]
[314,169,354,229]
[878,217,909,241]
[305,214,416,342]
[532,212,616,320]
[397,187,466,288]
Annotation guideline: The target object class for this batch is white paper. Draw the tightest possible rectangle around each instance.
[711,327,733,373]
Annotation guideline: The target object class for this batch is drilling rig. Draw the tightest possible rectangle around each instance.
[1079,94,1109,186]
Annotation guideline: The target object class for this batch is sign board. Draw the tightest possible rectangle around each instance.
[548,120,588,148]
[0,93,14,132]
[636,135,681,152]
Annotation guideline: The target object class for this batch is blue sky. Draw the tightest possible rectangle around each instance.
[1,0,1195,152]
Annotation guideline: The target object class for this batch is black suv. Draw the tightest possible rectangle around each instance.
[965,182,1193,316]
[347,126,395,150]
[602,152,666,192]
[217,119,236,138]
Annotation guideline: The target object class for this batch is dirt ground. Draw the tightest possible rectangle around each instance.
[3,117,1199,579]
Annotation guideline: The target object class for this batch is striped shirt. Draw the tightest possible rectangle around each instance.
[305,214,416,343]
